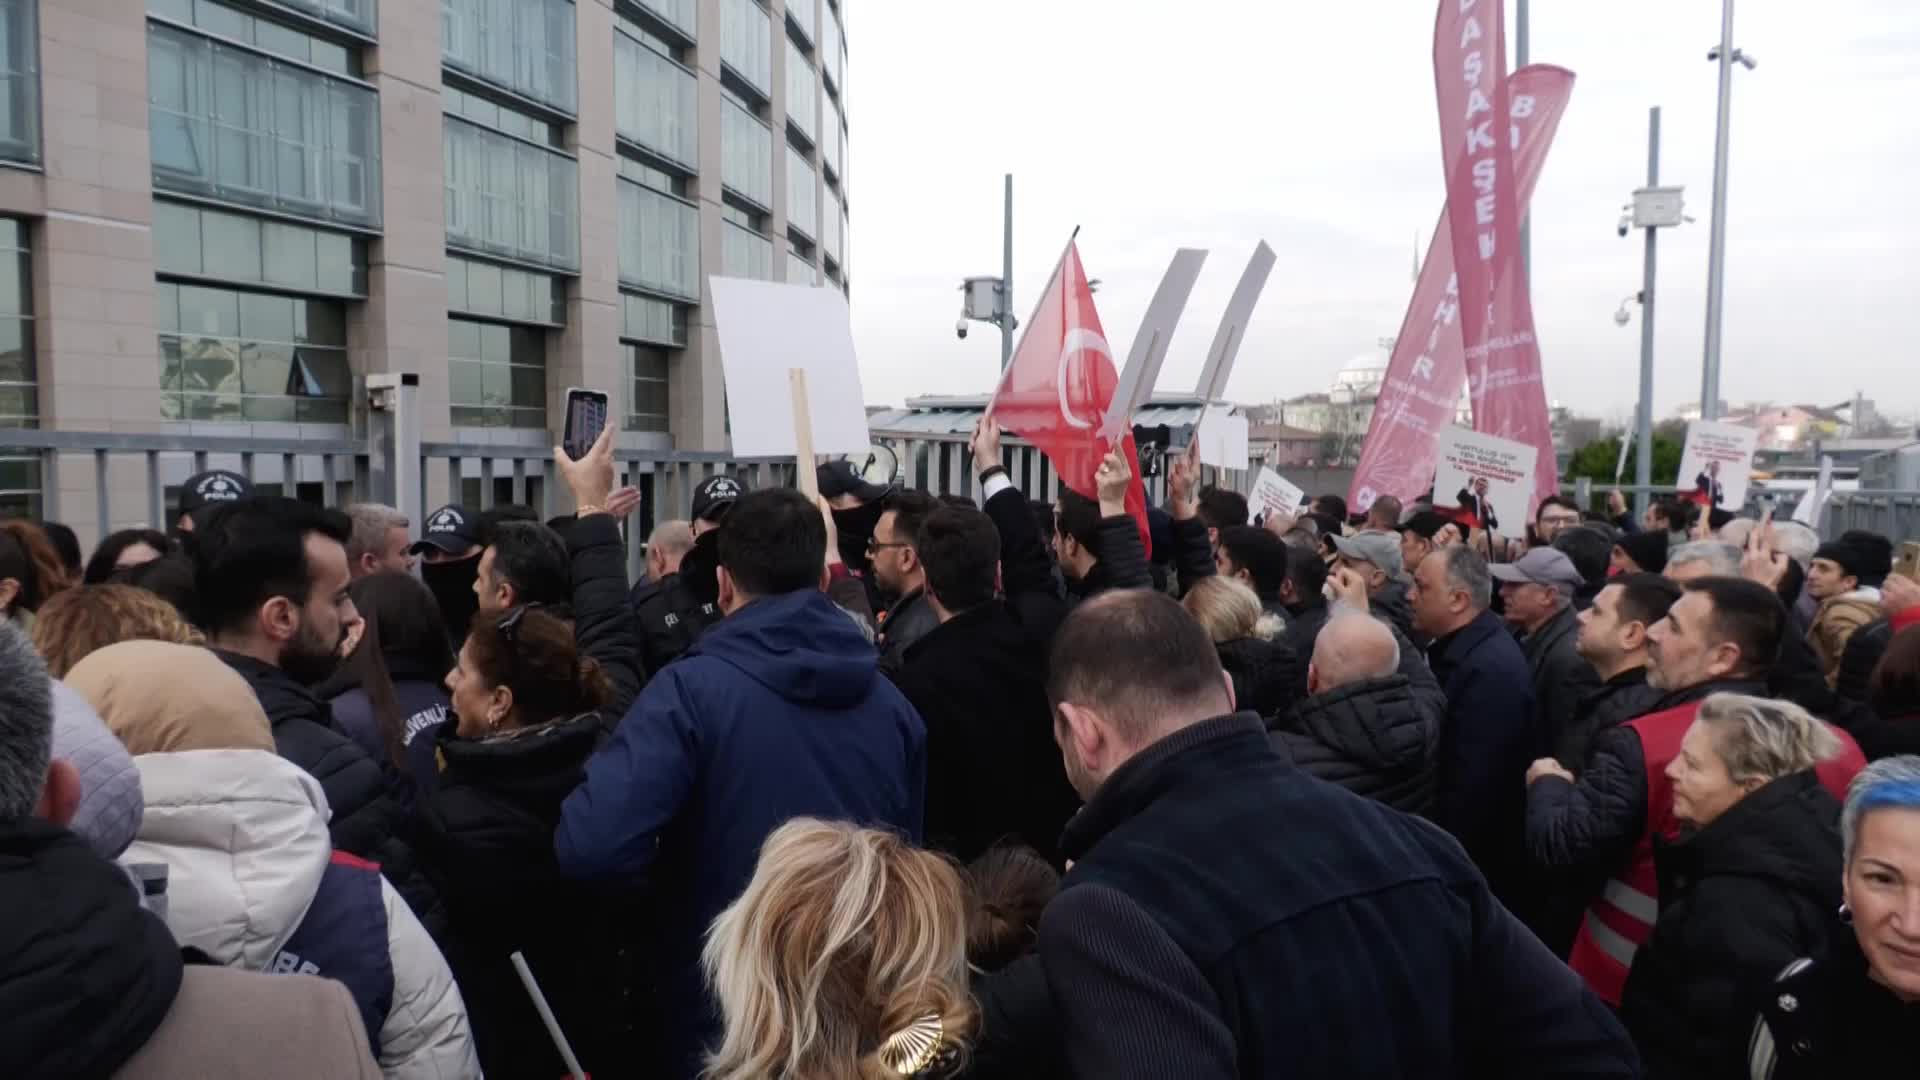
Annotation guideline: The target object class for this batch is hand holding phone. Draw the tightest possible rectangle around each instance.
[562,387,610,463]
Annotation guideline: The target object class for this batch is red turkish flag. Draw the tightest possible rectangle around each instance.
[988,240,1150,555]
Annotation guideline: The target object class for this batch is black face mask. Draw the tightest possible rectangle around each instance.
[422,556,481,648]
[832,501,886,573]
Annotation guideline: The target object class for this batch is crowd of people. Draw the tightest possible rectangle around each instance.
[2,421,1919,1078]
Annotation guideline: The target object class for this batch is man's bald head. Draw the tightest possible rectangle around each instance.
[1309,612,1401,694]
[646,519,695,579]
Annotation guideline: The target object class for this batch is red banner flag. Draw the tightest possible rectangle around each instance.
[1433,0,1559,515]
[1351,64,1576,514]
[989,240,1150,553]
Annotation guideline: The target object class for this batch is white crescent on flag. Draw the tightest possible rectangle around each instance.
[1056,328,1110,430]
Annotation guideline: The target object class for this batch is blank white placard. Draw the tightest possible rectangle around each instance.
[708,277,873,458]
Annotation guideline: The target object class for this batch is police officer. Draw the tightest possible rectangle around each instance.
[631,476,737,677]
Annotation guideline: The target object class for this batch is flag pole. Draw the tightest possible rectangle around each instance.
[985,226,1082,421]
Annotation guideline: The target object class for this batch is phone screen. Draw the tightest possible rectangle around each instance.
[563,388,609,461]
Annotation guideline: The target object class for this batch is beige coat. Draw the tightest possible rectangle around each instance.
[117,966,380,1080]
[1809,588,1882,687]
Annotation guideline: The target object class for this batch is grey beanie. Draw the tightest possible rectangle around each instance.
[49,680,143,859]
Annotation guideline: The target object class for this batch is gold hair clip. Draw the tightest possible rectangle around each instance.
[879,1013,946,1076]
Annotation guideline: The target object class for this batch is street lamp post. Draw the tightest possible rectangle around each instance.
[1617,109,1688,519]
[1700,0,1755,422]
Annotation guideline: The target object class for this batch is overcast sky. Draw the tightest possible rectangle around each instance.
[840,1,1920,425]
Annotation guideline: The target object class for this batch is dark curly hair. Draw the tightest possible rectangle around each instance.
[463,606,611,727]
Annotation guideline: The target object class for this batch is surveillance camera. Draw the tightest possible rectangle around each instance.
[955,317,969,341]
[1614,306,1632,328]
[1618,219,1631,238]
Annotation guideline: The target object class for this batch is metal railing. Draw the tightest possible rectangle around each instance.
[1563,479,1920,541]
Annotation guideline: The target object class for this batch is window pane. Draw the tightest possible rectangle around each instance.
[0,318,30,383]
[147,24,382,229]
[238,291,294,343]
[614,31,697,168]
[719,0,769,94]
[784,38,814,143]
[616,178,699,299]
[263,221,320,291]
[442,0,578,115]
[204,209,264,281]
[443,116,580,270]
[722,218,772,281]
[785,145,816,239]
[153,201,204,276]
[720,94,771,208]
[0,0,40,164]
[448,316,548,429]
[156,283,350,424]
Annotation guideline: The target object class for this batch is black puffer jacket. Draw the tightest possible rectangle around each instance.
[214,649,444,936]
[1268,673,1440,814]
[1747,920,1920,1079]
[566,513,644,727]
[415,714,630,1078]
[1620,770,1843,1079]
[1522,606,1602,762]
[1835,616,1891,705]
[1551,665,1663,771]
[0,819,184,1080]
[1281,597,1331,662]
[1215,635,1301,721]
[1372,578,1418,644]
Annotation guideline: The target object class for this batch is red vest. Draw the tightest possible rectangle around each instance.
[1567,698,1866,1005]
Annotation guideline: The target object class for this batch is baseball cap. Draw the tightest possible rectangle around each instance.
[691,475,745,523]
[410,504,481,556]
[1489,547,1587,595]
[1328,530,1405,578]
[177,470,250,517]
[816,459,894,502]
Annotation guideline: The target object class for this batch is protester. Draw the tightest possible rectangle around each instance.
[819,457,897,613]
[1807,532,1895,686]
[1493,547,1602,761]
[67,640,477,1078]
[1213,525,1289,616]
[1048,450,1152,603]
[48,680,144,860]
[1747,755,1920,1076]
[473,520,569,612]
[344,503,414,579]
[327,571,456,798]
[1534,496,1583,548]
[112,552,197,620]
[1411,544,1539,909]
[416,606,626,1078]
[193,497,439,926]
[81,527,171,584]
[171,468,250,534]
[1835,614,1893,704]
[1364,493,1403,532]
[1276,542,1331,659]
[1038,589,1639,1078]
[410,503,484,645]
[1611,529,1669,577]
[1310,493,1348,526]
[872,489,942,668]
[1526,577,1865,1006]
[1183,575,1298,720]
[1268,609,1440,814]
[30,582,203,678]
[1397,509,1457,580]
[890,429,1078,865]
[1327,530,1415,640]
[962,845,1066,1080]
[632,517,720,677]
[0,520,72,626]
[558,486,927,1074]
[39,521,80,582]
[1845,625,1920,761]
[1559,574,1681,769]
[1552,525,1614,609]
[1664,539,1742,582]
[1157,446,1221,596]
[702,819,976,1080]
[1620,694,1845,1078]
[1197,484,1250,544]
[0,623,384,1080]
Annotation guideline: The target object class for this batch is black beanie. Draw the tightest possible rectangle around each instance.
[1815,534,1894,588]
[1616,530,1669,574]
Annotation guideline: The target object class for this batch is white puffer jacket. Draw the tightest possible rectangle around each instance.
[124,749,480,1080]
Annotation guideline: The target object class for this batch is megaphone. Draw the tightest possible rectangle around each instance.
[843,444,899,488]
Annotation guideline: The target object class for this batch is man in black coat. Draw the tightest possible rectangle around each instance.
[1268,610,1440,814]
[871,490,942,671]
[889,421,1077,863]
[1038,590,1640,1079]
[1491,547,1602,762]
[630,518,721,679]
[1050,447,1152,604]
[1558,574,1679,769]
[197,496,442,933]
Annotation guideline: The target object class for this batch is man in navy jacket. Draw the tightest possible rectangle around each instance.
[555,488,926,1077]
[1411,543,1540,919]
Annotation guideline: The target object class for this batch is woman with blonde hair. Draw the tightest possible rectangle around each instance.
[703,818,977,1080]
[31,582,203,678]
[1620,693,1847,1078]
[1180,575,1297,719]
